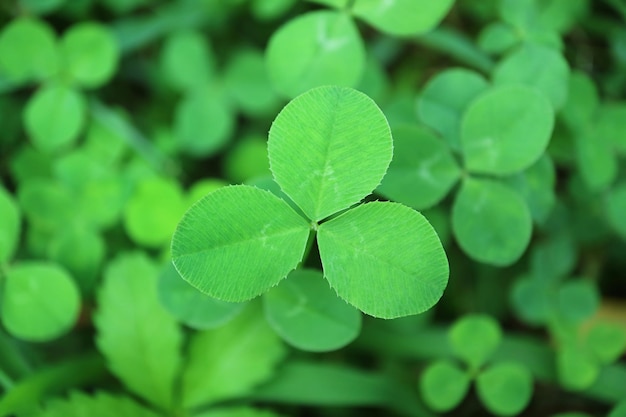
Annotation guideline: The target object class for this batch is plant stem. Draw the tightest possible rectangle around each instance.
[299,226,318,268]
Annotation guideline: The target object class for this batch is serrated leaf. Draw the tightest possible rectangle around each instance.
[419,360,470,412]
[351,0,455,36]
[172,185,310,302]
[493,43,570,109]
[95,252,183,410]
[263,269,361,351]
[317,201,448,319]
[0,186,20,264]
[476,362,533,416]
[449,314,502,370]
[376,125,460,210]
[417,68,489,151]
[266,11,365,98]
[461,85,554,176]
[182,303,286,408]
[268,86,392,222]
[158,263,245,330]
[1,262,80,342]
[452,178,532,266]
[60,22,119,88]
[160,30,215,92]
[35,391,161,417]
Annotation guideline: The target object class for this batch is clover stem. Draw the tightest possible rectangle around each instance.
[300,225,318,267]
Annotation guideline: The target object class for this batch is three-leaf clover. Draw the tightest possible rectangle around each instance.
[172,85,449,319]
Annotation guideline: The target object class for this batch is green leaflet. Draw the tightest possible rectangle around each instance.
[24,83,86,152]
[504,155,556,224]
[317,202,448,319]
[159,30,215,92]
[60,22,119,88]
[263,269,362,351]
[158,263,245,330]
[268,86,392,222]
[574,129,617,192]
[224,135,271,183]
[376,125,461,210]
[477,22,519,54]
[606,184,626,238]
[586,322,626,364]
[493,43,571,110]
[171,185,310,302]
[461,84,554,176]
[0,186,20,264]
[557,345,599,391]
[561,71,598,132]
[34,391,161,417]
[266,11,365,98]
[556,279,599,324]
[182,303,286,408]
[0,17,59,82]
[452,177,532,266]
[196,407,284,417]
[417,68,489,151]
[476,362,533,416]
[95,253,183,410]
[449,314,502,371]
[1,262,80,342]
[351,0,455,36]
[419,361,470,412]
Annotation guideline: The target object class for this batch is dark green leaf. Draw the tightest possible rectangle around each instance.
[35,391,160,417]
[0,186,20,264]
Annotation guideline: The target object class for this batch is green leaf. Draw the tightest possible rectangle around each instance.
[158,263,245,330]
[268,86,392,222]
[376,125,461,210]
[17,178,74,234]
[172,185,310,302]
[351,0,455,36]
[537,0,589,34]
[307,0,348,8]
[174,87,234,156]
[493,43,570,109]
[251,0,296,21]
[182,302,286,408]
[60,22,119,88]
[35,391,161,417]
[477,22,519,54]
[419,360,470,412]
[24,83,86,152]
[557,345,599,390]
[574,130,617,192]
[195,407,284,417]
[0,186,20,264]
[452,177,532,266]
[511,277,552,326]
[1,262,80,342]
[123,177,186,248]
[609,401,626,417]
[461,85,554,176]
[19,0,67,15]
[417,68,489,151]
[160,30,215,92]
[317,201,448,319]
[224,135,271,183]
[560,71,598,131]
[476,362,533,416]
[597,103,626,155]
[0,17,59,82]
[556,280,599,324]
[266,11,365,98]
[606,183,626,238]
[263,269,361,351]
[224,48,281,117]
[449,314,502,370]
[504,155,556,224]
[186,179,228,207]
[586,322,626,364]
[95,253,183,410]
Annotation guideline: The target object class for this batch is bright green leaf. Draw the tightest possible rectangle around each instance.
[596,103,626,155]
[452,178,532,266]
[351,0,455,36]
[586,322,626,364]
[0,18,59,82]
[476,362,533,416]
[196,407,284,417]
[95,253,183,410]
[251,0,296,21]
[158,263,245,330]
[537,0,589,34]
[376,125,460,210]
[557,345,599,390]
[172,185,310,302]
[606,183,626,238]
[449,314,502,370]
[556,280,599,324]
[1,262,80,342]
[60,22,119,88]
[268,86,392,222]
[263,269,362,351]
[186,178,228,207]
[574,131,617,192]
[224,135,271,183]
[461,85,554,176]
[493,43,570,109]
[0,186,20,264]
[477,22,519,54]
[35,391,161,417]
[560,71,598,131]
[160,30,215,92]
[420,360,470,412]
[17,178,75,234]
[24,83,86,152]
[182,303,286,408]
[417,68,489,151]
[266,11,365,98]
[317,201,448,319]
[504,155,556,224]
